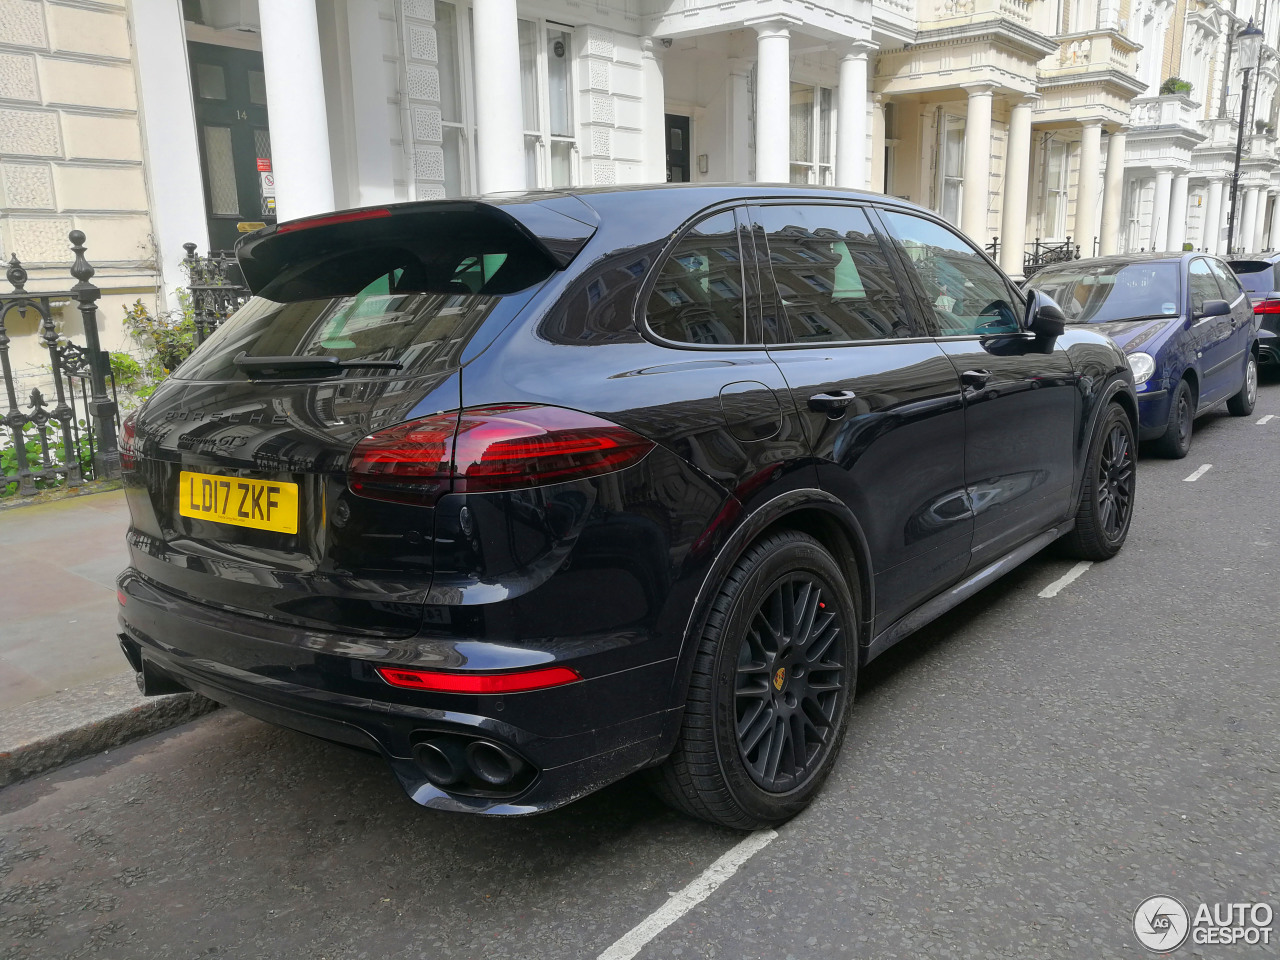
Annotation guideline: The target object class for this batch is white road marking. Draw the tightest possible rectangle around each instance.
[1184,464,1213,482]
[1258,415,1276,425]
[597,829,778,960]
[1038,561,1093,599]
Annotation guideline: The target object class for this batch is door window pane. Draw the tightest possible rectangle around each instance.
[880,210,1020,335]
[202,125,238,216]
[519,20,539,132]
[550,140,573,188]
[195,62,226,100]
[752,204,913,342]
[1045,140,1069,239]
[1189,259,1220,315]
[547,29,573,138]
[790,84,813,164]
[941,118,965,225]
[1207,259,1244,300]
[248,70,267,105]
[436,1,461,123]
[443,126,464,197]
[647,211,749,345]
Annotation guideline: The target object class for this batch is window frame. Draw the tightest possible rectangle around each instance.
[518,17,580,191]
[1187,257,1222,318]
[637,204,762,351]
[743,201,932,347]
[937,113,966,225]
[1043,138,1071,241]
[788,82,836,186]
[434,0,477,197]
[875,206,1028,340]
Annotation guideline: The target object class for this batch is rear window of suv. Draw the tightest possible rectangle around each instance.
[1229,260,1277,296]
[174,226,554,383]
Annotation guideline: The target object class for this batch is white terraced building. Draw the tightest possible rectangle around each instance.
[2,0,1280,353]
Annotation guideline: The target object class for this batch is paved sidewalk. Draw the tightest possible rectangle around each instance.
[0,488,132,708]
[0,488,218,785]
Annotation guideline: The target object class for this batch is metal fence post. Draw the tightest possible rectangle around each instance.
[68,230,120,481]
[0,257,37,495]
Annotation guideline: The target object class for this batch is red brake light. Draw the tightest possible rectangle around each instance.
[375,665,581,694]
[116,588,127,606]
[347,405,654,506]
[1254,300,1280,314]
[275,207,391,235]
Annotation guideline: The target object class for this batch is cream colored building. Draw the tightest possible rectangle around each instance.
[4,0,1280,397]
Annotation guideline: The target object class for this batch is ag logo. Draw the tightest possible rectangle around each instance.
[1134,895,1190,952]
[772,667,786,691]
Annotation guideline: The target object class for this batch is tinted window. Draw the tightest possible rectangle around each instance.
[1189,259,1222,316]
[879,211,1019,336]
[1229,260,1276,295]
[646,211,749,345]
[750,204,914,342]
[1031,261,1181,323]
[1208,259,1245,301]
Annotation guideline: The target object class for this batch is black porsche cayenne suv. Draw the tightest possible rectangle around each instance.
[117,185,1137,828]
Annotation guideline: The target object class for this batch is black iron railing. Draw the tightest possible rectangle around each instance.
[1,232,120,495]
[184,243,251,345]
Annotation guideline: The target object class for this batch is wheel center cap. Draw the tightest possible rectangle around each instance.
[772,666,787,691]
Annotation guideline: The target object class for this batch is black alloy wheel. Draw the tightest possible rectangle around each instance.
[652,530,856,829]
[735,575,845,792]
[1094,420,1134,542]
[1061,403,1136,561]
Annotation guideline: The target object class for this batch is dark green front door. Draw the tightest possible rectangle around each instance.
[188,42,275,253]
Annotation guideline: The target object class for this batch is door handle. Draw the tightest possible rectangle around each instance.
[808,390,857,415]
[961,369,994,390]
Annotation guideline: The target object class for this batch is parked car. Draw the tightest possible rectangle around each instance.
[1028,253,1259,458]
[1227,254,1280,368]
[117,186,1136,829]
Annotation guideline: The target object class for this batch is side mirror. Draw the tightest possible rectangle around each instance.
[1195,298,1231,319]
[1025,289,1066,338]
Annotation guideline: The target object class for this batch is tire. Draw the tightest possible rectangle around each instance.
[1227,352,1258,417]
[651,530,857,829]
[1060,403,1136,562]
[1153,378,1194,459]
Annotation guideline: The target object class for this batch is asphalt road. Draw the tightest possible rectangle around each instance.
[3,374,1279,960]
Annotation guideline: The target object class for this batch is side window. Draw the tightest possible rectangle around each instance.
[1188,259,1220,316]
[749,204,914,342]
[1207,259,1244,302]
[646,210,750,346]
[879,210,1020,336]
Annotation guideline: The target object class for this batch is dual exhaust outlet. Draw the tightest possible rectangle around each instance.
[412,735,533,795]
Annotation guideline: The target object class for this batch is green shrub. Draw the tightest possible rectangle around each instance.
[1160,76,1192,96]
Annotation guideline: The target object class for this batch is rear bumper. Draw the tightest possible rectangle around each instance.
[117,571,681,815]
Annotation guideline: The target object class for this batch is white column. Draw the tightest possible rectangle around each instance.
[131,0,209,303]
[1254,192,1271,252]
[1203,178,1224,254]
[836,42,875,188]
[1150,167,1173,251]
[1241,186,1261,253]
[1270,191,1280,252]
[259,0,335,220]
[870,94,886,193]
[1000,96,1034,277]
[1099,128,1126,256]
[726,59,752,182]
[752,20,793,182]
[1074,119,1103,258]
[961,84,995,242]
[472,0,525,193]
[1167,172,1190,252]
[641,38,667,183]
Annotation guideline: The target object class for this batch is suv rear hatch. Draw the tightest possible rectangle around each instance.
[123,199,596,637]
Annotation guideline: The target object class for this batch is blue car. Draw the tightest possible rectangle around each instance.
[1028,253,1259,457]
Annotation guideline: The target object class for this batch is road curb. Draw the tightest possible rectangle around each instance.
[0,671,221,787]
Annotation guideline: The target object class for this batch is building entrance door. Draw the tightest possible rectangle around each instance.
[188,42,275,252]
[666,114,690,182]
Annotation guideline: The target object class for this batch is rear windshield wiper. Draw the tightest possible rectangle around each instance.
[233,352,403,376]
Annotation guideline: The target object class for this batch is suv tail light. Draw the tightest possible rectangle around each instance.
[347,404,655,506]
[1254,300,1280,314]
[119,410,138,471]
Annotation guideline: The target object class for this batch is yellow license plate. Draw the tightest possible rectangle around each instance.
[178,471,299,534]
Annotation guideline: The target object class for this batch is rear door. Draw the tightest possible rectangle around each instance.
[746,202,971,633]
[124,208,565,638]
[877,209,1079,571]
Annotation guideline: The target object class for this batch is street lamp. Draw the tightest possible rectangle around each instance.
[1227,18,1265,255]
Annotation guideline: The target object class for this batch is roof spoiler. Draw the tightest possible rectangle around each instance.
[235,196,600,296]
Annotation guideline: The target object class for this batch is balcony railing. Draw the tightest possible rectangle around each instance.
[1043,30,1139,78]
[1130,94,1202,131]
